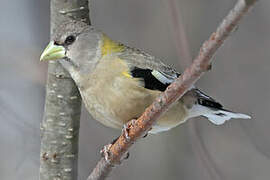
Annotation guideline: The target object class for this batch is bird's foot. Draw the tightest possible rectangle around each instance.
[122,119,137,142]
[100,119,137,164]
[100,143,130,164]
[100,136,130,164]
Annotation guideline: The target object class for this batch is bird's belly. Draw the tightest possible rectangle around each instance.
[81,81,188,133]
[80,77,156,129]
[150,102,188,133]
[77,56,188,133]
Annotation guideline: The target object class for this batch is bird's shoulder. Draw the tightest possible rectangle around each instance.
[117,46,181,91]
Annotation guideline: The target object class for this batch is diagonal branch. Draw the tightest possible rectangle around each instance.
[167,1,222,179]
[87,0,258,179]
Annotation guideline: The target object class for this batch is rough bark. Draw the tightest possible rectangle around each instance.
[39,1,90,180]
[87,0,258,179]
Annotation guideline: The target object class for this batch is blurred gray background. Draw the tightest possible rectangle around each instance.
[0,0,269,180]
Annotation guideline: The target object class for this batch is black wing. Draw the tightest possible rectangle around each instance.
[130,67,180,91]
[118,46,182,91]
[194,89,223,109]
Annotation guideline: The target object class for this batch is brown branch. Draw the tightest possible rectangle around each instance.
[167,1,222,179]
[87,0,258,179]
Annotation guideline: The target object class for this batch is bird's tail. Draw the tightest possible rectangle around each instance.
[203,109,251,125]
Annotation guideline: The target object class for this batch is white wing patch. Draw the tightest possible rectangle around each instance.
[151,70,177,84]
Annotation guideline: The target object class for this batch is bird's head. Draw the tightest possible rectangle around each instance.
[40,19,102,75]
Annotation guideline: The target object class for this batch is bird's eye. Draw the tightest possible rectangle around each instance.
[64,35,76,45]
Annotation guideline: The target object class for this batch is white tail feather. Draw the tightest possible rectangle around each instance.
[204,110,251,125]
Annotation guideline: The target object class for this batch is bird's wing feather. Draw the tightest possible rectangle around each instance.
[193,88,223,109]
[117,45,250,126]
[118,47,180,91]
[118,46,222,110]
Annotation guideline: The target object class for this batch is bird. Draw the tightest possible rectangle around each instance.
[40,20,251,134]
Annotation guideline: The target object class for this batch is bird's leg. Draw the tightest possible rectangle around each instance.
[122,119,137,141]
[100,135,120,163]
[100,136,131,164]
[100,118,136,164]
[100,119,137,163]
[111,119,136,162]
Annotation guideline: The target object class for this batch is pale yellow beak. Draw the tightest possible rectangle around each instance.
[40,41,66,61]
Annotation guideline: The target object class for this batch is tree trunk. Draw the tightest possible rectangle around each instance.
[39,1,90,180]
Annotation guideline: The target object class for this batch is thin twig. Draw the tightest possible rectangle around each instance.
[167,1,222,179]
[87,0,258,179]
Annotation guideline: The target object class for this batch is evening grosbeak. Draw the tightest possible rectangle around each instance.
[40,20,250,134]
